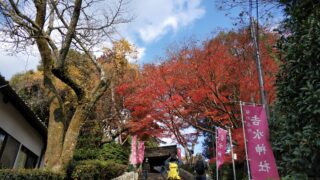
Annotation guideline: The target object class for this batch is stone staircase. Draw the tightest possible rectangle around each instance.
[138,173,165,180]
[138,169,194,180]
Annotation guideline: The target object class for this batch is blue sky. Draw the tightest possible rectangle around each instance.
[0,0,247,79]
[123,0,239,65]
[140,2,234,64]
[0,0,282,79]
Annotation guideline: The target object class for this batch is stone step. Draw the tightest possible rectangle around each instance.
[138,172,196,180]
[138,173,166,180]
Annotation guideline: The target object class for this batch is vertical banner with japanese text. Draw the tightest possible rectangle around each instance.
[242,105,279,180]
[216,127,227,169]
[130,135,137,165]
[137,141,145,163]
[177,147,182,160]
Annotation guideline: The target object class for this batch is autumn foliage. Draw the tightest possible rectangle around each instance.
[117,28,279,162]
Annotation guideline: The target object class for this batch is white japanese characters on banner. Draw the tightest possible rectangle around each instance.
[242,105,279,180]
[216,127,227,169]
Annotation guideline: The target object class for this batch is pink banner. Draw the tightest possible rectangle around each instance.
[216,127,227,169]
[137,141,145,163]
[177,148,182,160]
[130,135,137,165]
[242,105,279,180]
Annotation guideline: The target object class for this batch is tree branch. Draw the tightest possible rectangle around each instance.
[7,0,41,30]
[47,0,86,100]
[57,0,82,68]
[0,0,37,32]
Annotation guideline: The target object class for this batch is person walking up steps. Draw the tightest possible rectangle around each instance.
[142,158,150,180]
[194,154,208,180]
[167,162,181,180]
[165,153,181,180]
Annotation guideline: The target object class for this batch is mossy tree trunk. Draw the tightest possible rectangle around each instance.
[32,0,109,172]
[0,0,128,172]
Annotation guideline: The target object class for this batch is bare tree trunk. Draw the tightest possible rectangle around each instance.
[0,0,128,173]
[34,17,66,170]
[183,146,190,165]
[110,80,123,144]
[44,97,64,171]
[60,105,86,169]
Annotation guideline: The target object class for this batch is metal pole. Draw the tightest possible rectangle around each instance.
[212,124,215,165]
[240,101,251,180]
[228,127,237,180]
[248,0,270,119]
[216,127,219,180]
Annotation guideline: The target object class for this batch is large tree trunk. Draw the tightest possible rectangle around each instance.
[44,97,105,172]
[34,15,67,170]
[32,0,95,171]
[34,10,87,171]
[33,0,65,171]
[44,97,65,171]
[0,0,124,173]
[60,105,86,169]
[44,103,90,172]
[183,145,191,165]
[35,38,67,171]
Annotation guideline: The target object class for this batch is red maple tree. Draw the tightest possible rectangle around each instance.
[117,28,279,163]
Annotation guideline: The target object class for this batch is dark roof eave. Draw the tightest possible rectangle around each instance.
[0,75,47,140]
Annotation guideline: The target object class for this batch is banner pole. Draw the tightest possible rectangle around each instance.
[216,127,219,180]
[228,127,237,180]
[240,101,251,180]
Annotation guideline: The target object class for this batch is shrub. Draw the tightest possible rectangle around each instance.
[71,120,129,179]
[73,147,100,161]
[0,169,64,180]
[207,163,245,180]
[275,0,320,177]
[98,142,129,164]
[71,160,127,180]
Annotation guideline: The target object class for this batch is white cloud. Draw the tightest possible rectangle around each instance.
[0,52,40,79]
[119,0,205,43]
[0,0,205,78]
[125,45,145,64]
[0,31,40,79]
[138,16,177,43]
[135,46,146,63]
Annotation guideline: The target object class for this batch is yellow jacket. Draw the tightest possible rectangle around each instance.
[167,162,181,180]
